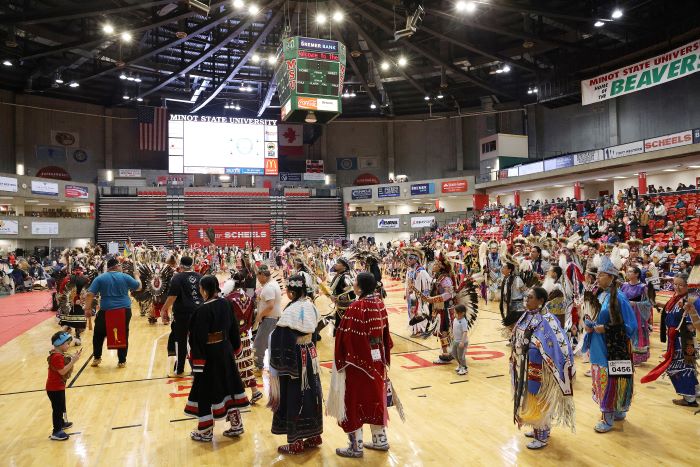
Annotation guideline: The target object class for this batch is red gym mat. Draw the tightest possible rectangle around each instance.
[0,291,55,347]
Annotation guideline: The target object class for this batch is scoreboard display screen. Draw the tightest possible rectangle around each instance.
[274,36,346,124]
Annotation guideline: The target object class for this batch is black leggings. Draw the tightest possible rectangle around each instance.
[93,308,132,363]
[47,390,66,433]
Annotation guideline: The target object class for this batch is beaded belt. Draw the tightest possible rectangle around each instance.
[207,331,224,344]
[296,334,312,344]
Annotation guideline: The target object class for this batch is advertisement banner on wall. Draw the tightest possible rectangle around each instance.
[264,158,279,176]
[303,172,325,181]
[279,172,303,182]
[544,154,574,171]
[410,216,435,228]
[377,185,401,198]
[0,176,18,193]
[187,224,271,249]
[31,180,59,196]
[0,219,19,235]
[573,149,603,165]
[644,130,693,152]
[118,169,142,177]
[65,184,89,199]
[377,218,400,229]
[581,39,700,106]
[603,141,644,160]
[694,128,700,144]
[351,188,372,200]
[31,221,59,235]
[441,180,468,193]
[518,161,543,176]
[410,183,435,196]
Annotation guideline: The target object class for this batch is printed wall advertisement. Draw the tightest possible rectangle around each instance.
[187,224,271,249]
[377,185,401,198]
[441,180,468,193]
[264,158,279,176]
[0,219,19,235]
[0,176,18,193]
[303,172,325,181]
[518,161,543,176]
[543,155,574,171]
[581,39,700,105]
[410,183,435,196]
[377,218,400,229]
[118,169,142,177]
[644,130,693,152]
[410,216,435,228]
[573,149,603,165]
[31,180,59,196]
[31,221,59,235]
[351,188,372,200]
[694,128,700,144]
[279,173,303,182]
[603,141,644,160]
[65,184,89,199]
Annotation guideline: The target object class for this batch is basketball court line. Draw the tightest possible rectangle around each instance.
[147,331,169,379]
[68,354,93,388]
[112,424,142,430]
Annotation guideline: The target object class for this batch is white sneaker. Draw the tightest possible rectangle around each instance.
[457,367,468,376]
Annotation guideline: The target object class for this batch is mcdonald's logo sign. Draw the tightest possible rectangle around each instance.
[264,158,279,175]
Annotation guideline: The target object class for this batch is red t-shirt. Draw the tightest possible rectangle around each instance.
[46,352,66,391]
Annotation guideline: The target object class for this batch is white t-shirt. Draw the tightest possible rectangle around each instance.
[452,316,468,343]
[260,279,282,319]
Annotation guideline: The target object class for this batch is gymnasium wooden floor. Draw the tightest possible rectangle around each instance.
[1,278,698,466]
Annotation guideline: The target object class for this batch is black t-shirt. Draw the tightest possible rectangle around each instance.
[168,271,203,314]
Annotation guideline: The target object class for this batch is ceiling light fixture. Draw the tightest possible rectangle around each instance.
[332,11,344,22]
[397,56,407,67]
[233,0,245,8]
[316,13,327,24]
[611,8,623,19]
[594,20,604,27]
[350,90,357,97]
[662,168,678,172]
[121,31,132,42]
[248,3,260,15]
[267,53,276,64]
[595,178,608,181]
[134,76,141,83]
[54,74,64,84]
[69,81,79,88]
[136,97,143,102]
[456,1,476,13]
[437,92,444,99]
[424,95,430,101]
[123,94,130,100]
[119,72,127,80]
[502,64,511,73]
[251,53,260,63]
[381,61,390,71]
[370,103,377,109]
[305,111,317,124]
[688,165,700,169]
[103,23,114,34]
[2,59,12,67]
[126,74,135,81]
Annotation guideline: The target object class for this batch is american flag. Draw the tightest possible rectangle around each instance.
[138,106,167,151]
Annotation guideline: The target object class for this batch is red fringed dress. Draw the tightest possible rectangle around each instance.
[334,293,393,433]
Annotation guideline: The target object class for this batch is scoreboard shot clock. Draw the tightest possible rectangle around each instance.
[274,36,346,124]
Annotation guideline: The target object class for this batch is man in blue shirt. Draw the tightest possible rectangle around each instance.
[85,258,141,368]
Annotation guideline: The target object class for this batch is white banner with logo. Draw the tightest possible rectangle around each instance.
[31,221,59,235]
[582,39,700,105]
[644,130,693,152]
[573,149,603,166]
[377,218,400,229]
[118,169,142,178]
[411,216,435,229]
[31,180,59,196]
[0,219,19,235]
[603,141,644,160]
[0,176,18,193]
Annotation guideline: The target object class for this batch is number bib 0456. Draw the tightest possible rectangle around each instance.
[608,359,633,376]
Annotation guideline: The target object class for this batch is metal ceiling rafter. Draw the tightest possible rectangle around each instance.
[17,2,225,62]
[72,0,238,85]
[191,6,285,113]
[335,1,427,96]
[331,24,382,112]
[344,0,513,98]
[0,1,174,25]
[138,0,280,99]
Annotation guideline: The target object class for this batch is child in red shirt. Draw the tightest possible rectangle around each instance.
[47,331,82,441]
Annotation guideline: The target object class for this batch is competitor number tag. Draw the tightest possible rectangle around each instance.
[608,360,633,376]
[371,348,382,361]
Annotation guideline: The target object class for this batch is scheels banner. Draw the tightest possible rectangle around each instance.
[582,39,700,105]
[187,224,271,249]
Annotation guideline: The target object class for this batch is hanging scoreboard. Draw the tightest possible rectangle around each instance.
[275,36,346,124]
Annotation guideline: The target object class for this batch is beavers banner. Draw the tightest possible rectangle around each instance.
[581,39,700,105]
[187,224,271,250]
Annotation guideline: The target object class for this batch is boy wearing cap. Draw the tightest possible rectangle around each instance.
[47,331,82,441]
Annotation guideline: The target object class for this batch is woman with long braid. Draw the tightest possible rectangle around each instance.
[582,256,637,433]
